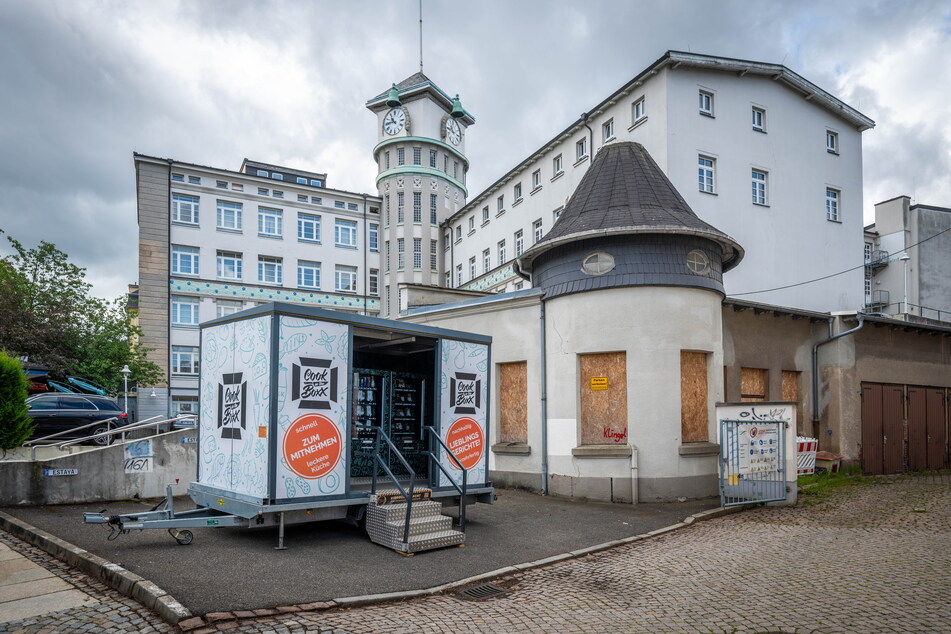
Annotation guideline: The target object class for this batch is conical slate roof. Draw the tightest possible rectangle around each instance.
[517,142,743,273]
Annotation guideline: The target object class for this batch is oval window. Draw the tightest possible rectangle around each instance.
[581,252,615,275]
[686,250,710,274]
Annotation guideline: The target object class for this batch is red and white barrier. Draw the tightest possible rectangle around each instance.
[796,437,818,475]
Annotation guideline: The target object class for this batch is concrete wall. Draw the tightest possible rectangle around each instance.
[0,430,197,506]
[137,158,171,387]
[916,206,951,317]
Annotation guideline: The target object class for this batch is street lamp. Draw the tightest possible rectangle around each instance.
[900,253,911,317]
[120,365,131,414]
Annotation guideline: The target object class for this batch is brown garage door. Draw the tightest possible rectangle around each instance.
[861,383,884,475]
[926,388,948,470]
[861,382,948,474]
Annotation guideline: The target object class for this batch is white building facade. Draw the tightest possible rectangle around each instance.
[444,51,874,313]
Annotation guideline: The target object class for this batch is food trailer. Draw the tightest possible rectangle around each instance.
[85,303,493,553]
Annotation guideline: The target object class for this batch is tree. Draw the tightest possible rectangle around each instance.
[0,350,32,449]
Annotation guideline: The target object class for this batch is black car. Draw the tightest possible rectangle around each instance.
[26,394,129,446]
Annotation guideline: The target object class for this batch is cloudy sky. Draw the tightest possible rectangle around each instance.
[1,0,949,300]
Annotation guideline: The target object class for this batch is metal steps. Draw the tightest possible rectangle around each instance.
[366,488,465,554]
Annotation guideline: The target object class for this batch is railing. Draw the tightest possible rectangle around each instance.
[423,425,468,532]
[25,415,196,460]
[366,426,416,545]
[867,250,889,269]
[862,301,951,324]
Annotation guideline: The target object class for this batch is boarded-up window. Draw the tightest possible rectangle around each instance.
[781,370,801,432]
[498,361,528,443]
[681,352,708,442]
[740,367,768,402]
[579,352,627,445]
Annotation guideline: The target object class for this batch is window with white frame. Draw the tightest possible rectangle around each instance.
[298,213,320,242]
[699,90,714,116]
[171,173,184,182]
[335,219,357,247]
[385,241,390,272]
[751,170,768,205]
[273,191,284,199]
[413,147,421,165]
[497,195,504,214]
[445,272,450,287]
[533,219,543,243]
[216,251,242,279]
[532,169,541,190]
[482,206,490,224]
[369,223,379,252]
[215,300,242,318]
[514,182,522,202]
[468,215,475,233]
[498,239,506,265]
[413,238,422,269]
[271,173,283,181]
[430,194,438,225]
[698,156,716,193]
[752,106,766,132]
[335,265,357,293]
[369,269,379,296]
[430,240,438,271]
[444,155,449,173]
[469,256,476,280]
[384,151,390,170]
[258,207,282,237]
[397,192,405,223]
[455,225,462,242]
[258,256,283,285]
[172,194,199,224]
[298,194,308,202]
[514,230,524,257]
[429,149,437,168]
[311,196,320,204]
[515,281,524,291]
[826,188,840,221]
[347,202,357,211]
[826,130,839,154]
[483,249,491,273]
[453,161,459,179]
[455,263,462,286]
[216,200,242,231]
[864,243,872,264]
[171,296,199,327]
[553,206,564,221]
[171,246,199,276]
[297,177,307,185]
[297,260,320,289]
[397,238,405,269]
[632,97,646,123]
[397,148,405,166]
[602,118,615,142]
[444,231,451,250]
[576,137,587,162]
[553,154,563,176]
[258,188,268,196]
[413,192,421,223]
[384,195,390,225]
[171,346,199,375]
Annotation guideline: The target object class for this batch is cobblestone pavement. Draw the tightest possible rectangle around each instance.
[0,532,172,634]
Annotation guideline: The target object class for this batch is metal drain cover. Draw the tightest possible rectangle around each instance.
[457,583,509,601]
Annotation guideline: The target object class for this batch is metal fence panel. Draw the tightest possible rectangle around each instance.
[719,419,787,507]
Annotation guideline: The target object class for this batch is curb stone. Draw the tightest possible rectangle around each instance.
[0,510,192,625]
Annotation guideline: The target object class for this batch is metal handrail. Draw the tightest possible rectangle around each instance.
[27,415,194,460]
[423,425,468,531]
[368,426,416,545]
[25,415,131,446]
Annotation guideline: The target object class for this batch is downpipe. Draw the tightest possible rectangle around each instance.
[540,299,549,495]
[812,313,865,428]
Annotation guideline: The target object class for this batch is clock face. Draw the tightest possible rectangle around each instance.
[445,118,462,145]
[383,108,405,135]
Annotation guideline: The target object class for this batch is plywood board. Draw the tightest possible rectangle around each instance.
[680,351,708,443]
[579,352,627,445]
[781,370,802,433]
[498,361,528,443]
[740,367,768,402]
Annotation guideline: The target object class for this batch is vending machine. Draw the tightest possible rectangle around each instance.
[350,370,427,478]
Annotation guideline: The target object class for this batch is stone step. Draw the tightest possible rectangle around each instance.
[396,529,466,554]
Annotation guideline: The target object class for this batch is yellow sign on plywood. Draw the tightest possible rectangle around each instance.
[590,376,609,391]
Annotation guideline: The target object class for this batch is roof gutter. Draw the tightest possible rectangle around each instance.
[812,313,865,423]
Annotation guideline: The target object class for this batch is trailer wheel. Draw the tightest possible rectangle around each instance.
[169,529,193,545]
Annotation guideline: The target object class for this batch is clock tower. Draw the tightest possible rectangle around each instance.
[366,73,474,318]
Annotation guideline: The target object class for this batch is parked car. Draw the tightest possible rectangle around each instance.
[26,394,129,446]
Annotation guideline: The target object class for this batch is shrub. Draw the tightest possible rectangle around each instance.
[0,351,33,449]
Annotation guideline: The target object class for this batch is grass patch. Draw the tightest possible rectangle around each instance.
[797,465,866,506]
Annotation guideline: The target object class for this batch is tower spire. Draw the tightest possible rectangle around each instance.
[419,0,424,73]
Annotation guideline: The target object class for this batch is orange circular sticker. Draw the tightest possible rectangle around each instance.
[446,417,484,470]
[282,413,342,479]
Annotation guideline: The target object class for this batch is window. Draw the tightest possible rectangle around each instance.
[455,264,462,286]
[483,249,491,273]
[553,206,564,221]
[273,191,284,199]
[514,281,523,291]
[444,155,449,173]
[468,215,475,233]
[216,300,242,318]
[686,250,710,274]
[311,196,321,205]
[369,223,379,252]
[602,118,614,142]
[445,272,451,287]
[258,188,269,196]
[533,219,543,243]
[216,251,242,279]
[310,179,322,187]
[297,194,308,202]
[384,195,390,225]
[397,192,405,223]
[826,188,840,222]
[514,230,524,257]
[455,226,462,242]
[298,213,320,242]
[334,200,345,209]
[272,173,283,181]
[385,241,390,272]
[172,194,199,224]
[579,352,627,446]
[497,195,504,215]
[680,351,709,443]
[864,243,872,264]
[171,246,199,276]
[740,367,768,402]
[232,184,243,192]
[215,180,227,189]
[430,194,438,225]
[413,147,421,165]
[171,346,199,375]
[429,149,437,168]
[751,170,768,205]
[699,90,714,116]
[216,200,242,231]
[258,256,283,285]
[482,206,490,224]
[498,239,506,265]
[698,156,715,194]
[752,106,765,132]
[369,269,379,296]
[297,177,307,185]
[171,296,199,327]
[582,252,615,275]
[453,161,459,179]
[258,208,283,238]
[384,151,390,170]
[171,173,184,182]
[397,148,405,166]
[347,202,358,211]
[413,192,421,223]
[335,265,357,293]
[430,240,438,271]
[335,219,358,247]
[553,154,563,176]
[514,182,522,202]
[444,232,451,250]
[632,97,646,123]
[576,137,587,162]
[297,260,320,289]
[532,169,541,190]
[256,170,268,177]
[397,238,405,269]
[826,130,839,154]
[469,257,476,280]
[184,174,198,185]
[413,238,422,269]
